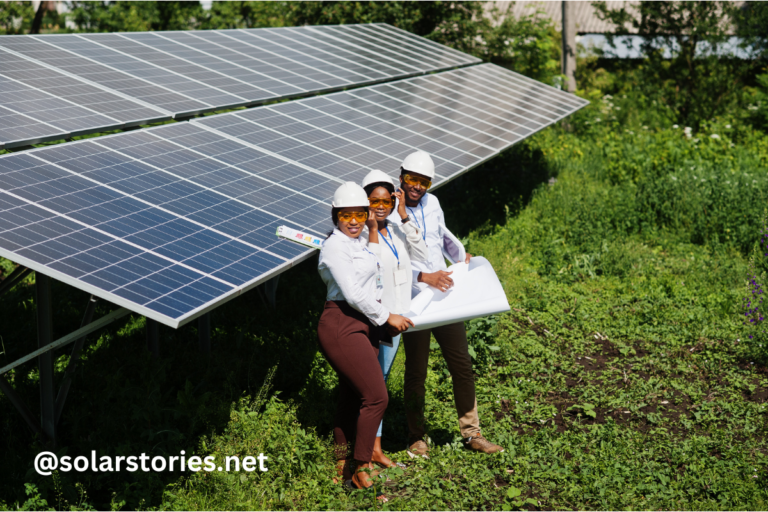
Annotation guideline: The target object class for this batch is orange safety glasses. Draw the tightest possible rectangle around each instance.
[337,211,369,223]
[402,173,432,190]
[369,197,395,208]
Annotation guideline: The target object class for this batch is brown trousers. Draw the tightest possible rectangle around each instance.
[317,301,388,462]
[403,321,480,440]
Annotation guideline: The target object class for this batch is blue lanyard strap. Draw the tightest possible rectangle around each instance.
[380,225,400,267]
[407,203,426,242]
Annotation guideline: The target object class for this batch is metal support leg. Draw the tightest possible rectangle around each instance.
[198,313,210,353]
[264,275,280,309]
[146,318,159,357]
[55,295,97,425]
[0,374,44,437]
[36,273,56,445]
[0,265,31,296]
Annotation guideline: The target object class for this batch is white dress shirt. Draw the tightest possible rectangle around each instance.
[389,193,464,295]
[367,220,429,314]
[318,228,389,326]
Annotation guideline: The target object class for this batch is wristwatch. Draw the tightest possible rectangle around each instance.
[401,217,410,224]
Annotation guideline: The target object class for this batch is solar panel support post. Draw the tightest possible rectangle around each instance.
[561,0,577,93]
[0,265,31,297]
[264,275,280,309]
[54,295,98,426]
[146,318,159,358]
[0,374,44,437]
[35,272,56,446]
[198,313,210,354]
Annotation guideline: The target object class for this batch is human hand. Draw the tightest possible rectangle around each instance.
[386,313,414,333]
[365,207,377,231]
[465,252,472,264]
[418,270,454,292]
[394,189,408,220]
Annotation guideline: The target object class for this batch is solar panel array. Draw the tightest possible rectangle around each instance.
[193,63,588,188]
[0,63,587,327]
[0,24,479,149]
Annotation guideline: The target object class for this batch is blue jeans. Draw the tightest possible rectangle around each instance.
[376,334,401,437]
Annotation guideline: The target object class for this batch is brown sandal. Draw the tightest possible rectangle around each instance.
[332,459,353,484]
[346,462,388,502]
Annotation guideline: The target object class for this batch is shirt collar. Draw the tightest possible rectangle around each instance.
[333,227,363,243]
[407,194,427,210]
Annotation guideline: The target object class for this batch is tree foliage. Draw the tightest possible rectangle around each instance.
[286,1,561,83]
[0,1,36,34]
[200,1,288,29]
[67,1,205,32]
[593,1,754,128]
[735,0,768,61]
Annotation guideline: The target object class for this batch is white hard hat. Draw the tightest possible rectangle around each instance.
[401,150,435,179]
[361,169,394,189]
[332,182,369,208]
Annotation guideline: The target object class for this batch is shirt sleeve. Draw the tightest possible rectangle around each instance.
[323,239,390,326]
[401,221,429,262]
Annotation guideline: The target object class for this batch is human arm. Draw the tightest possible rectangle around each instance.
[394,189,409,221]
[366,209,379,244]
[321,240,389,326]
[400,221,429,263]
[437,207,469,264]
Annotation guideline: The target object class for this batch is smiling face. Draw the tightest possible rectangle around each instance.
[399,170,431,206]
[368,186,394,224]
[336,206,368,238]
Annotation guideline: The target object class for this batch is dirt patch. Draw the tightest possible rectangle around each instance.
[496,390,697,436]
[745,387,768,403]
[509,314,548,338]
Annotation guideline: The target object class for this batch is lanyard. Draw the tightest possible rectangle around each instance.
[380,225,400,267]
[407,203,426,242]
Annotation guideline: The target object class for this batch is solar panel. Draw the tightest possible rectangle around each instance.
[0,63,585,327]
[0,24,480,149]
[0,120,345,325]
[194,63,589,187]
[0,47,166,147]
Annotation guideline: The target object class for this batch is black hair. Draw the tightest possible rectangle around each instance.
[326,207,341,239]
[363,181,395,196]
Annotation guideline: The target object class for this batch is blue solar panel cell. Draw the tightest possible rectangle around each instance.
[0,24,479,149]
[0,37,206,116]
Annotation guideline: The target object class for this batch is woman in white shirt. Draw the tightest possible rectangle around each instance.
[317,182,412,501]
[361,169,429,469]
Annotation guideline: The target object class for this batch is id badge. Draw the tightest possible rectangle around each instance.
[376,273,383,288]
[393,267,408,286]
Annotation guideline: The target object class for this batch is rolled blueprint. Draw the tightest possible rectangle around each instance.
[404,256,510,331]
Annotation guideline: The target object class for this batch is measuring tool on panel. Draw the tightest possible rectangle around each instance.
[277,226,324,249]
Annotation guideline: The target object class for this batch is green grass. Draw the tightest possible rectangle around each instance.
[2,94,768,510]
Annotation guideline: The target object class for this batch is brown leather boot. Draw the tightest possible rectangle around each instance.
[407,439,430,458]
[465,434,504,454]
